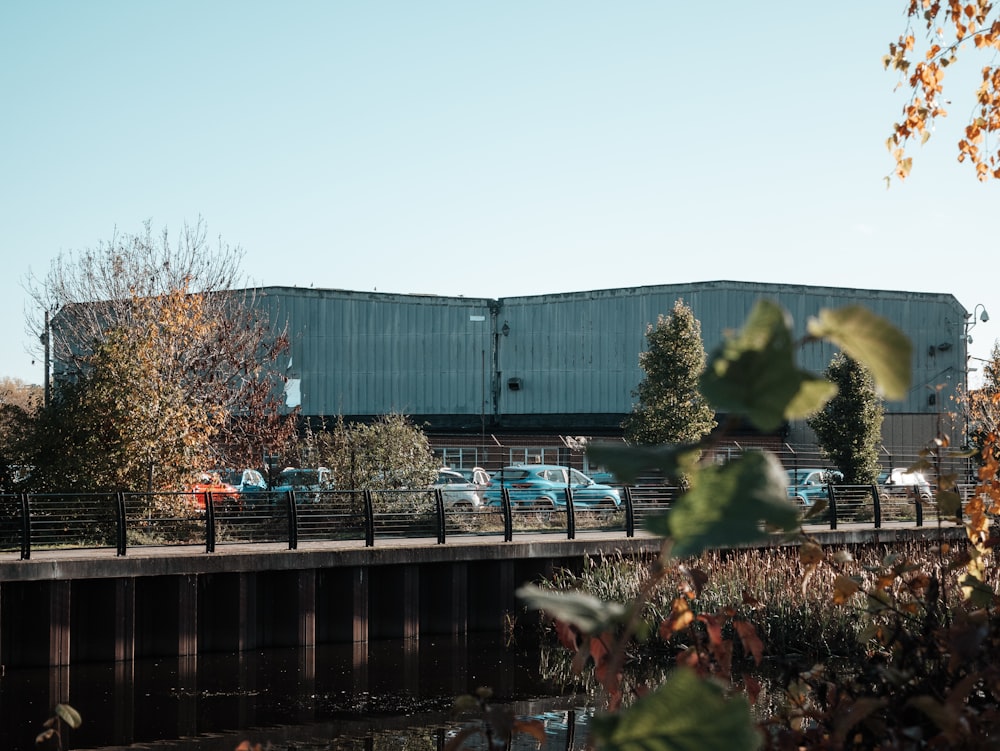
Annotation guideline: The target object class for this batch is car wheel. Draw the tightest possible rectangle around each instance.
[533,498,555,522]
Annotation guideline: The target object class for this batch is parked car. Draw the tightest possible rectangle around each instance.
[433,469,483,509]
[272,467,334,502]
[879,468,933,501]
[482,465,621,511]
[189,472,239,511]
[786,468,842,507]
[216,468,268,496]
[449,466,491,488]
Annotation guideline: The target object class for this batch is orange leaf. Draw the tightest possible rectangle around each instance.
[660,597,694,639]
[734,620,765,665]
[513,719,547,744]
[833,575,861,605]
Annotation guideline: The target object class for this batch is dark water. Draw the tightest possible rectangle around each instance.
[2,634,593,751]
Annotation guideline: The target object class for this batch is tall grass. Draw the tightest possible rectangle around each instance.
[539,540,955,667]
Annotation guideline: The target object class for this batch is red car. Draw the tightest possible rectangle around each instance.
[189,473,240,511]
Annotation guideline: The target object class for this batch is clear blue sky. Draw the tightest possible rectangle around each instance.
[2,2,998,387]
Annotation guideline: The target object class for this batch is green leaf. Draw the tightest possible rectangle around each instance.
[700,300,837,432]
[806,306,912,400]
[960,573,994,607]
[591,667,760,751]
[587,442,700,485]
[648,451,800,558]
[515,584,627,634]
[54,703,82,729]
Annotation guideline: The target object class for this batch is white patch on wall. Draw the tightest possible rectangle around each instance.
[284,378,301,408]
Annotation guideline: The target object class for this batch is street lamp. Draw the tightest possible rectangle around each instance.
[965,304,989,345]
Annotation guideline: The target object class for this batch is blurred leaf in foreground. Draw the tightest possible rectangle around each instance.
[590,666,761,751]
[807,306,911,400]
[700,300,836,432]
[515,584,627,635]
[646,451,799,558]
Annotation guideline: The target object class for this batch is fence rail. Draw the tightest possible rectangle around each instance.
[0,482,973,560]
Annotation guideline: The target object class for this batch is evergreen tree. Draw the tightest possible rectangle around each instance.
[807,353,884,484]
[623,299,716,446]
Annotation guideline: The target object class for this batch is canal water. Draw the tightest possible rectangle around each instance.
[1,633,595,750]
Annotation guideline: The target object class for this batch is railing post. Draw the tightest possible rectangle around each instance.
[116,491,127,556]
[363,490,374,547]
[205,492,217,553]
[19,492,30,561]
[871,484,882,529]
[827,483,838,530]
[501,487,513,542]
[624,485,635,538]
[565,487,575,540]
[286,490,299,549]
[435,488,446,544]
[915,491,924,527]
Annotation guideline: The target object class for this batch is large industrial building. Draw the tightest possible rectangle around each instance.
[253,280,972,469]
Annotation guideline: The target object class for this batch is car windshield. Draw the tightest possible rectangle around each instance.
[789,470,816,484]
[279,470,318,486]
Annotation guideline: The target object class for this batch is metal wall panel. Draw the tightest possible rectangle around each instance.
[496,281,966,418]
[255,282,967,424]
[256,288,495,418]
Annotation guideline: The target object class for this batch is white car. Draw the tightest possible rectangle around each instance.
[449,466,491,488]
[433,470,483,509]
[880,468,933,501]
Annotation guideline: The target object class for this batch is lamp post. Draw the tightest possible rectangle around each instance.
[963,304,990,481]
[963,304,990,398]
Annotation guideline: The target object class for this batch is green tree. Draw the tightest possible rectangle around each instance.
[19,221,295,492]
[622,299,716,446]
[807,353,884,485]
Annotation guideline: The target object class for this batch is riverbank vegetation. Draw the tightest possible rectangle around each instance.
[513,299,1000,749]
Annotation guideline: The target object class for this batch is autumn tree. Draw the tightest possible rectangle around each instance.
[807,353,885,484]
[0,377,41,491]
[966,340,1000,474]
[20,220,295,492]
[887,2,1000,181]
[623,299,716,446]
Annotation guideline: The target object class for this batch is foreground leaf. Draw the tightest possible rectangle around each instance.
[590,667,760,751]
[646,451,800,557]
[807,306,911,400]
[587,441,701,485]
[700,300,836,432]
[54,703,82,729]
[515,584,627,634]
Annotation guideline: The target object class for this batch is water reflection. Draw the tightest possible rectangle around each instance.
[1,634,592,750]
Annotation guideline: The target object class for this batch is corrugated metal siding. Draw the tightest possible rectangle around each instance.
[255,281,967,422]
[497,281,966,418]
[257,288,495,417]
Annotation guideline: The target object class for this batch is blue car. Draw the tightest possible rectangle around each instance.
[786,468,841,507]
[482,465,621,511]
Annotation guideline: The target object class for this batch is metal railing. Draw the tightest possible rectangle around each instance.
[0,482,972,560]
